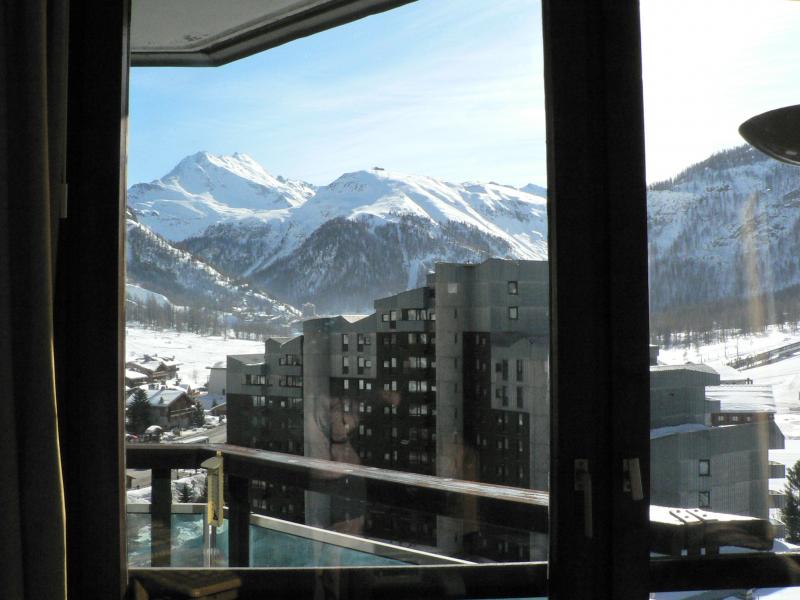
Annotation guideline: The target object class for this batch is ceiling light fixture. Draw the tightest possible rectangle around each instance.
[739,104,800,166]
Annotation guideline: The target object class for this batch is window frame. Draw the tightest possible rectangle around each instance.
[64,0,786,598]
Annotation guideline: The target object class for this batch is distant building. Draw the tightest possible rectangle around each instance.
[125,387,196,429]
[650,365,783,519]
[206,360,226,396]
[124,369,149,388]
[125,354,180,383]
[227,258,550,560]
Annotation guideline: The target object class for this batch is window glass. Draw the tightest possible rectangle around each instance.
[642,2,800,593]
[126,0,549,573]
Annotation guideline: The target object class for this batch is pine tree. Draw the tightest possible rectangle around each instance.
[192,402,205,428]
[784,460,800,543]
[177,482,193,503]
[127,388,152,434]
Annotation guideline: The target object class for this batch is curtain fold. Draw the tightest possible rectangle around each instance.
[0,1,68,598]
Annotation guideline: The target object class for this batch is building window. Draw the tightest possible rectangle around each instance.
[508,280,518,295]
[343,379,349,390]
[516,359,523,382]
[509,306,519,320]
[342,334,349,351]
[699,491,711,509]
[447,282,458,294]
[342,356,349,374]
[502,359,508,380]
[516,387,523,409]
[699,459,710,477]
[382,313,389,322]
[390,310,398,321]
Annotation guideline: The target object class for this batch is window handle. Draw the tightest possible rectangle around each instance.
[574,459,593,538]
[623,457,644,501]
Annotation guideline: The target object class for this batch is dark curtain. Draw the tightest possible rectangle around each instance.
[0,1,69,598]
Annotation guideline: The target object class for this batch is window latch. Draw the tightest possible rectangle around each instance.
[574,458,593,538]
[622,457,644,501]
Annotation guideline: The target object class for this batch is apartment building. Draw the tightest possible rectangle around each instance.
[227,258,550,559]
[650,365,784,519]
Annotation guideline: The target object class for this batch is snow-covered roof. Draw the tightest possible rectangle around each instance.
[126,388,189,408]
[650,363,719,375]
[705,384,775,413]
[228,353,265,366]
[341,314,369,323]
[706,362,750,383]
[125,370,148,381]
[209,360,225,369]
[650,423,709,439]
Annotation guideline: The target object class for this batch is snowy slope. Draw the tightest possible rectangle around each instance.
[648,145,800,312]
[125,283,173,307]
[290,169,548,256]
[175,169,547,312]
[177,165,548,312]
[126,153,549,315]
[126,219,301,329]
[128,151,315,241]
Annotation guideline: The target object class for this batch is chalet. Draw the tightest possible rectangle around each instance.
[124,369,148,388]
[126,388,196,429]
[125,354,180,383]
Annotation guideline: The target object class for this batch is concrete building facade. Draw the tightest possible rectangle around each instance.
[650,365,783,520]
[226,258,550,560]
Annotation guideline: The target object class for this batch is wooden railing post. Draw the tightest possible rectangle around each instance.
[151,467,172,566]
[227,474,250,567]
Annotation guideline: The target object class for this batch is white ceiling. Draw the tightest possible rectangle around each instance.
[130,0,415,66]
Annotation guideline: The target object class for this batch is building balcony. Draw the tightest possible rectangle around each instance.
[126,443,776,598]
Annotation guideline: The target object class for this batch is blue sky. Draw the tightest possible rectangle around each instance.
[128,0,546,187]
[129,0,800,188]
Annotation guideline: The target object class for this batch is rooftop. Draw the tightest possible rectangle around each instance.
[705,384,776,413]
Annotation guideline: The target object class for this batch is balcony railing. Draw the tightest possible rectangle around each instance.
[126,443,776,598]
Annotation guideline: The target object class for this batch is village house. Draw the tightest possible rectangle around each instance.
[126,387,196,429]
[125,354,180,383]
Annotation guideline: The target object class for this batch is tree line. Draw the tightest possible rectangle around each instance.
[651,284,800,350]
[126,294,291,340]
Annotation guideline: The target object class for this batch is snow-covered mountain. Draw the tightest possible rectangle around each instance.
[126,218,301,329]
[648,145,800,313]
[127,147,800,324]
[171,162,547,312]
[128,151,315,241]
